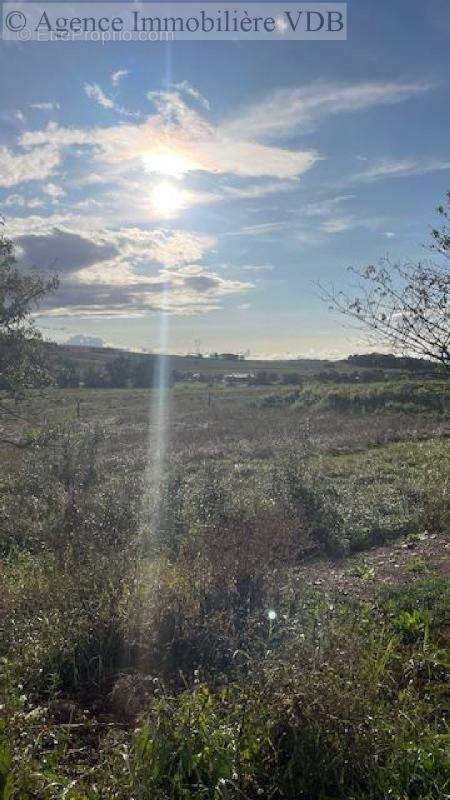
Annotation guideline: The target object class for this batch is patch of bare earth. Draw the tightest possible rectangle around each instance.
[295,532,450,598]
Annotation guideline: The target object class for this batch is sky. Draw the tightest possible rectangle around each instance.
[1,0,450,359]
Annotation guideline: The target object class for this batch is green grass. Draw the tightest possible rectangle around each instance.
[0,375,448,798]
[312,438,449,549]
[2,578,448,799]
[260,378,449,413]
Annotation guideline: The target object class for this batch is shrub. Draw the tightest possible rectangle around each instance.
[130,583,449,800]
[131,454,345,676]
[132,685,266,800]
[1,549,129,696]
[270,452,345,555]
[258,379,448,415]
[393,609,429,642]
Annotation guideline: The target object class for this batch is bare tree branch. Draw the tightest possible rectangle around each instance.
[320,193,450,367]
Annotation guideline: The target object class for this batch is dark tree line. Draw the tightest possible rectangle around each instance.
[56,354,159,389]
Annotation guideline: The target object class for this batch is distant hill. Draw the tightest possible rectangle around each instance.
[47,343,440,378]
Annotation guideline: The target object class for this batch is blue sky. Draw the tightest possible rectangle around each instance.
[1,0,450,358]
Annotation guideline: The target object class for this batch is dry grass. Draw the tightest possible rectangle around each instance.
[0,378,448,799]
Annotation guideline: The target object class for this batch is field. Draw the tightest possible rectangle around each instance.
[0,365,449,799]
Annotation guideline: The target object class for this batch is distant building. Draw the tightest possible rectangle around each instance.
[223,373,255,384]
[218,353,245,361]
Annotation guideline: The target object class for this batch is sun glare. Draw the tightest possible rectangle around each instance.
[151,180,186,216]
[144,148,196,217]
[144,149,194,178]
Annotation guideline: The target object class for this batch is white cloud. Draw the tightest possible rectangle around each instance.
[302,194,355,217]
[6,216,246,317]
[84,82,141,119]
[228,222,286,237]
[320,215,378,234]
[0,144,60,188]
[172,81,210,110]
[3,193,44,209]
[241,264,275,272]
[30,102,60,112]
[19,80,432,199]
[351,157,450,183]
[3,78,438,322]
[221,80,435,141]
[20,122,92,149]
[222,180,299,200]
[84,82,115,109]
[43,182,66,202]
[66,334,106,347]
[21,90,319,182]
[111,69,129,87]
[6,215,216,268]
[5,80,438,202]
[4,193,25,207]
[294,213,382,244]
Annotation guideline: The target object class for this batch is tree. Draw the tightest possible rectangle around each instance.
[0,224,58,444]
[83,364,109,389]
[132,356,156,388]
[322,193,450,367]
[431,190,450,256]
[56,360,81,388]
[105,355,132,388]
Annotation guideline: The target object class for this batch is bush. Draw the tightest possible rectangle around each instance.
[0,549,129,696]
[130,582,449,800]
[258,379,448,415]
[0,424,141,697]
[130,453,344,678]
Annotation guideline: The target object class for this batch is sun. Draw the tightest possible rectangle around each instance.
[151,180,186,217]
[143,149,194,178]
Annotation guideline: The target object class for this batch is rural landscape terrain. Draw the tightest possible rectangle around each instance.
[1,328,449,798]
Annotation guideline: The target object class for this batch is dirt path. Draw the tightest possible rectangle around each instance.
[296,531,449,598]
